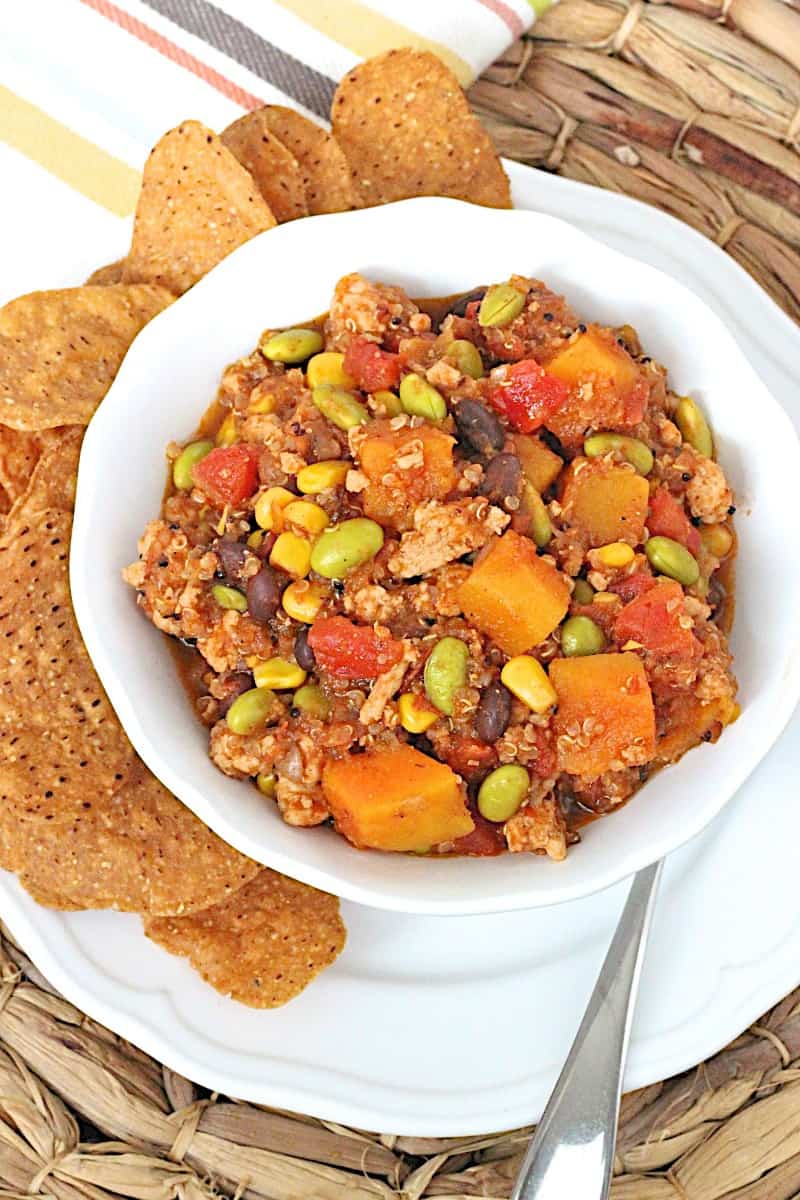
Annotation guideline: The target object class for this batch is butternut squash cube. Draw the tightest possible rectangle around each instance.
[550,652,656,777]
[560,457,649,547]
[322,745,474,851]
[457,530,570,655]
[543,325,648,447]
[512,433,563,494]
[654,694,738,765]
[358,421,457,531]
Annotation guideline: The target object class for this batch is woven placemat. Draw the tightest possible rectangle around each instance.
[2,6,800,1196]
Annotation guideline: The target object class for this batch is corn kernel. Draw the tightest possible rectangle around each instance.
[593,591,619,606]
[253,657,307,690]
[215,411,238,446]
[283,499,330,536]
[248,383,277,415]
[296,459,350,494]
[595,541,635,568]
[247,529,264,549]
[254,486,294,531]
[501,655,557,714]
[269,531,311,578]
[306,351,354,390]
[398,692,440,733]
[700,523,733,559]
[372,389,403,417]
[281,579,327,623]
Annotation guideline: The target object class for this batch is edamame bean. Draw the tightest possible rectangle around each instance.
[256,772,276,798]
[262,328,323,363]
[312,385,369,430]
[478,284,527,328]
[645,536,700,586]
[445,339,484,379]
[572,579,595,606]
[399,374,447,421]
[561,615,606,657]
[310,518,384,579]
[226,687,277,735]
[583,433,653,476]
[675,396,713,458]
[522,483,552,548]
[212,584,248,612]
[173,440,213,490]
[424,637,469,716]
[293,683,330,719]
[478,764,530,823]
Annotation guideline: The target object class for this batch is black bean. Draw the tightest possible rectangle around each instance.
[246,567,282,622]
[294,626,316,671]
[409,733,436,758]
[255,534,275,561]
[479,453,522,509]
[442,287,486,322]
[214,537,248,583]
[475,681,512,744]
[217,673,252,717]
[454,398,505,456]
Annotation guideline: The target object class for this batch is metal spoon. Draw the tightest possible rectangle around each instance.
[512,859,663,1200]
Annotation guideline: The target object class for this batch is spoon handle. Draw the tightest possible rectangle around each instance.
[511,859,663,1200]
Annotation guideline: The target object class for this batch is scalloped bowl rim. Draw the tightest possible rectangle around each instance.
[71,198,800,915]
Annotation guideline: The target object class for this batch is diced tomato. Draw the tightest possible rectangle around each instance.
[439,736,497,782]
[464,301,481,321]
[343,337,401,393]
[307,616,404,679]
[615,580,701,660]
[486,360,569,433]
[192,445,259,507]
[648,487,701,555]
[624,377,649,425]
[609,573,658,604]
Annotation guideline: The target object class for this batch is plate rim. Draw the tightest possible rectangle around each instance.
[69,193,800,915]
[3,164,799,1136]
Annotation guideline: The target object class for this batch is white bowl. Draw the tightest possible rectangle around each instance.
[72,199,800,915]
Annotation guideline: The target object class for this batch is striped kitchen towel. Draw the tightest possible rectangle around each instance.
[0,0,550,304]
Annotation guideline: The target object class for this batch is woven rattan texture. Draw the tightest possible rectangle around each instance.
[470,0,800,323]
[1,927,799,1198]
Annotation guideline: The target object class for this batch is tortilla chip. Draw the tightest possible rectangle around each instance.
[0,427,58,509]
[257,106,355,215]
[4,759,260,915]
[85,259,126,286]
[0,285,173,432]
[144,869,346,1006]
[331,49,511,210]
[11,426,83,518]
[0,506,138,822]
[221,111,309,223]
[124,121,277,294]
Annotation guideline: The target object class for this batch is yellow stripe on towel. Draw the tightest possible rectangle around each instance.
[273,0,474,85]
[0,85,140,217]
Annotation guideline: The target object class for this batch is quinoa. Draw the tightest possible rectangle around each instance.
[126,272,737,859]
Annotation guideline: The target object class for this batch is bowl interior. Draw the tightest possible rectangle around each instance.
[71,199,800,914]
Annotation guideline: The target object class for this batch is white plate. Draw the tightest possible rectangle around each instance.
[69,185,800,915]
[1,164,799,1134]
